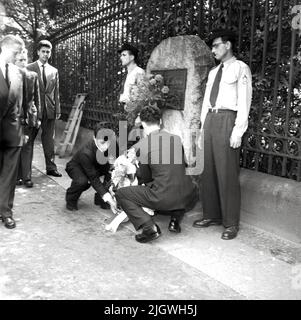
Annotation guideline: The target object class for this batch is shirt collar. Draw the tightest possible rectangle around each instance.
[222,56,236,66]
[0,59,5,72]
[0,59,10,76]
[0,58,9,68]
[37,60,48,68]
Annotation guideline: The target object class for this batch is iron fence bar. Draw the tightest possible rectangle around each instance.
[52,7,134,44]
[252,0,270,172]
[51,0,301,181]
[247,130,301,144]
[282,0,298,177]
[269,0,283,175]
[52,0,129,38]
[197,0,204,37]
[249,0,256,67]
[243,147,301,162]
[208,0,212,32]
[237,0,243,53]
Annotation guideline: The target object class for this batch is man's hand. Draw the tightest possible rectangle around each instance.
[197,129,203,150]
[102,192,118,214]
[23,135,29,144]
[230,134,242,149]
[56,113,61,120]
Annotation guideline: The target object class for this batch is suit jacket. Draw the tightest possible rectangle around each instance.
[133,130,197,210]
[0,63,27,147]
[27,61,60,119]
[24,69,41,127]
[66,140,115,197]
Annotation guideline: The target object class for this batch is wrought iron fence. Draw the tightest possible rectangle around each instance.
[49,0,301,181]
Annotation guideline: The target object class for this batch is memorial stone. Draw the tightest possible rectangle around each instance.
[147,35,214,167]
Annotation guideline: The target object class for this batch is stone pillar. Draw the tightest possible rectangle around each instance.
[147,35,214,166]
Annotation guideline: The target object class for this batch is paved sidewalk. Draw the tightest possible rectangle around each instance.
[0,142,301,300]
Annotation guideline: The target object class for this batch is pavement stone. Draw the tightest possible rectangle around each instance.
[0,142,300,300]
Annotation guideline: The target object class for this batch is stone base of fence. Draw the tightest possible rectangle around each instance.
[240,170,301,244]
[53,120,301,244]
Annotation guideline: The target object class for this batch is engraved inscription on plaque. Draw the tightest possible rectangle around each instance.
[151,69,187,110]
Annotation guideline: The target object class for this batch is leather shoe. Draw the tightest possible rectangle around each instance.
[24,180,34,188]
[16,179,23,186]
[168,218,181,233]
[221,226,239,240]
[135,224,161,243]
[2,217,16,229]
[66,203,78,211]
[193,218,222,228]
[47,170,62,177]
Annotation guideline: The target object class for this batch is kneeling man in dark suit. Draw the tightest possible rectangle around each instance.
[116,105,197,243]
[65,123,118,212]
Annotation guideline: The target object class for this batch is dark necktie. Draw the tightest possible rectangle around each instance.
[120,70,127,95]
[5,63,10,89]
[209,63,224,108]
[42,64,47,87]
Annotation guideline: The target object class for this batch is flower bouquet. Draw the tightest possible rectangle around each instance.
[105,148,154,233]
[124,73,171,126]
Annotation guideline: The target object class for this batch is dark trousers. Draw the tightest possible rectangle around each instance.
[65,162,91,205]
[0,147,21,218]
[115,186,185,231]
[202,111,241,227]
[18,126,39,181]
[40,112,57,171]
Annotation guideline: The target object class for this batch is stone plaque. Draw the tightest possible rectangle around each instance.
[151,69,187,110]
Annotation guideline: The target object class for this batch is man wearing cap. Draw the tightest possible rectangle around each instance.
[193,29,252,240]
[118,43,145,106]
[65,123,118,213]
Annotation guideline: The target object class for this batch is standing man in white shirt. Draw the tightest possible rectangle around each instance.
[193,30,252,240]
[118,43,145,147]
[118,43,145,107]
[27,40,62,177]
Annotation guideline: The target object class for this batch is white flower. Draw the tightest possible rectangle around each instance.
[161,86,169,94]
[154,74,163,82]
[149,78,157,85]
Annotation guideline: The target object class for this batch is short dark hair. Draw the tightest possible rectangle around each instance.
[37,40,52,51]
[93,122,115,139]
[207,29,236,51]
[118,42,139,63]
[140,105,161,125]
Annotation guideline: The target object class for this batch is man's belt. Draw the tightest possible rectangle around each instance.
[208,108,237,113]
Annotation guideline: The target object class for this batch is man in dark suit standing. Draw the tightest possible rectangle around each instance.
[0,35,27,229]
[115,105,197,243]
[15,48,41,188]
[27,40,62,177]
